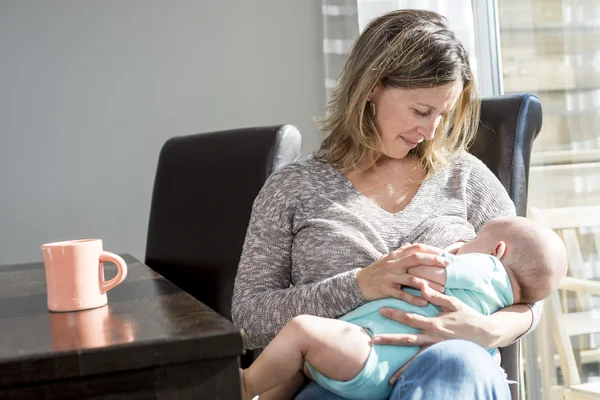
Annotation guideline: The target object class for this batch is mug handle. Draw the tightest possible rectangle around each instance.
[99,252,128,294]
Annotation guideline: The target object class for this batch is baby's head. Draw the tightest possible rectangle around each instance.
[456,216,568,304]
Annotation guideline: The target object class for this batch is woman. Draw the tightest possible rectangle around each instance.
[232,9,541,399]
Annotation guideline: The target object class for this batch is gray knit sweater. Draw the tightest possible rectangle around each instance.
[232,153,542,350]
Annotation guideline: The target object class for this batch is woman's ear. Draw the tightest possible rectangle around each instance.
[369,84,381,101]
[493,241,506,259]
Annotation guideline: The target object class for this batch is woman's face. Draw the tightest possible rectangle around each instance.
[368,80,463,160]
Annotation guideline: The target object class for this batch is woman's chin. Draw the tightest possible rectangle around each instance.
[382,154,409,162]
[384,147,412,160]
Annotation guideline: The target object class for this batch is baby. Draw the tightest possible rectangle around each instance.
[240,216,568,400]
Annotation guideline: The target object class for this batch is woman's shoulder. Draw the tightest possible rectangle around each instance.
[267,154,334,185]
[258,155,336,200]
[441,151,499,184]
[444,152,516,224]
[447,151,490,173]
[431,151,506,200]
[252,155,342,222]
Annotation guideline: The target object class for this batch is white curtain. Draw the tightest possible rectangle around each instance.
[321,0,359,97]
[321,1,480,96]
[356,0,478,88]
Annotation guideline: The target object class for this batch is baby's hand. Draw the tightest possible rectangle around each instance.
[407,265,447,289]
[444,241,466,255]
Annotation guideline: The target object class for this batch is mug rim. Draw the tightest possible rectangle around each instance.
[41,238,102,249]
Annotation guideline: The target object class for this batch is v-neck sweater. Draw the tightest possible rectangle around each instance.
[232,153,541,349]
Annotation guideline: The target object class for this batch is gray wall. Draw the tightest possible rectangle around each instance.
[0,1,325,264]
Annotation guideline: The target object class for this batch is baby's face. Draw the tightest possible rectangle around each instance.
[456,223,499,256]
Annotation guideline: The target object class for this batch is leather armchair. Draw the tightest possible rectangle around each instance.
[146,94,542,399]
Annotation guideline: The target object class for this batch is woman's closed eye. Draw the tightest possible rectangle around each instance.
[413,109,451,124]
[413,109,431,117]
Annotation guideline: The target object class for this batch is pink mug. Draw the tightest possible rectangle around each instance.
[41,239,127,312]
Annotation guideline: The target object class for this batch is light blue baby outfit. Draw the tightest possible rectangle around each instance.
[305,253,515,400]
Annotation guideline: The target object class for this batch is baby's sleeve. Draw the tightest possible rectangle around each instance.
[445,253,498,292]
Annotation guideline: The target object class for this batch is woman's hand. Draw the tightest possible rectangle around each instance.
[373,282,499,348]
[356,244,451,306]
[373,282,501,384]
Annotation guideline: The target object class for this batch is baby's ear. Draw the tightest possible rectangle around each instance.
[493,241,507,259]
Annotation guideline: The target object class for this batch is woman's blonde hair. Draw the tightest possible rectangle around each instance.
[316,9,480,178]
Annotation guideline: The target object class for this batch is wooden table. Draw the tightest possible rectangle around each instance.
[0,254,243,399]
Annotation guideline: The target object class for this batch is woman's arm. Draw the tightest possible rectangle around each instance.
[485,303,533,348]
[232,171,366,350]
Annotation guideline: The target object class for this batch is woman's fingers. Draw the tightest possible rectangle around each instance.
[378,307,436,331]
[388,253,450,273]
[357,243,449,302]
[391,243,447,258]
[389,286,428,306]
[420,282,459,312]
[371,332,432,346]
[398,274,444,293]
[418,278,444,293]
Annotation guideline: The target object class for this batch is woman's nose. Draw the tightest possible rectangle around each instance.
[418,116,441,141]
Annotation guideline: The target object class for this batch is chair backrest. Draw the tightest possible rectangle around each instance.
[470,94,542,400]
[470,94,542,217]
[145,125,302,320]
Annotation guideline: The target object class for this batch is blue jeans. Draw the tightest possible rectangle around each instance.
[293,340,511,400]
